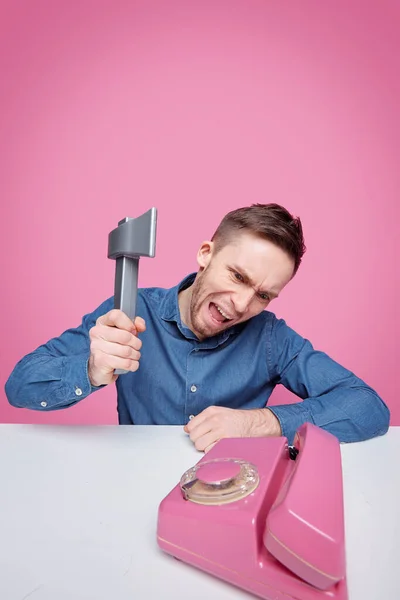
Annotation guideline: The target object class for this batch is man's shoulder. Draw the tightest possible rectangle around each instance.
[89,284,173,310]
[137,281,180,320]
[251,309,279,328]
[233,310,279,339]
[246,310,297,338]
[139,283,170,299]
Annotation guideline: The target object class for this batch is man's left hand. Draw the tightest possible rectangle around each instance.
[184,406,282,452]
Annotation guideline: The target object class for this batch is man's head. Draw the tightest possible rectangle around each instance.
[179,203,306,340]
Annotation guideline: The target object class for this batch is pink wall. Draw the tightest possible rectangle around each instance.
[0,0,398,425]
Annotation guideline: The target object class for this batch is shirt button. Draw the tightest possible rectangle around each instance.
[75,388,83,396]
[40,401,47,407]
[189,414,195,420]
[190,385,197,393]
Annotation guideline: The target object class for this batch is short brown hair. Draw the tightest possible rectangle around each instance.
[211,203,306,275]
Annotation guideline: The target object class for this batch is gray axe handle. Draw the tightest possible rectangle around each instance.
[108,208,157,374]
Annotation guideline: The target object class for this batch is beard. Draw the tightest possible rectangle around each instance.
[189,275,211,339]
[188,270,232,339]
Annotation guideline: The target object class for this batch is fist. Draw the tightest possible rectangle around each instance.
[88,309,146,387]
[184,406,282,452]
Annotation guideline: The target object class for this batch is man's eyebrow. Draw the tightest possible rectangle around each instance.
[230,265,278,299]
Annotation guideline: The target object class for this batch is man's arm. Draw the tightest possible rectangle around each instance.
[267,317,390,444]
[5,297,114,411]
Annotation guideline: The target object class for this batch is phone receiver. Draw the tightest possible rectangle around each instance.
[157,423,347,600]
[264,424,345,590]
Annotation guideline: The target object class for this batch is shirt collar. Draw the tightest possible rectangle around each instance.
[159,272,196,322]
[158,272,242,345]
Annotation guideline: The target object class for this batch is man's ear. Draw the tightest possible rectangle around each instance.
[196,241,214,270]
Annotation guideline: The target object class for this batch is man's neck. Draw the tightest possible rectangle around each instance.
[177,285,193,330]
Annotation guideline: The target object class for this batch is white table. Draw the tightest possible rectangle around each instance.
[0,425,399,600]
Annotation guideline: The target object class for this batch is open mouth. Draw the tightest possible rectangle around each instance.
[209,302,233,324]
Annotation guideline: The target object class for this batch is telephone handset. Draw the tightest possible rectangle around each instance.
[157,423,347,600]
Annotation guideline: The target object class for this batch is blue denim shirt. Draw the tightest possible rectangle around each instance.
[5,273,390,444]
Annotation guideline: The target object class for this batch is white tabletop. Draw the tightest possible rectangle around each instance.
[0,424,399,600]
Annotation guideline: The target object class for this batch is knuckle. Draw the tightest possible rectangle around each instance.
[89,325,99,340]
[90,353,102,369]
[108,309,123,326]
[121,330,132,344]
[90,339,99,354]
[121,345,131,358]
[122,359,132,371]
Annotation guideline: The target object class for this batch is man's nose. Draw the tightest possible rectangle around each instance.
[233,289,255,315]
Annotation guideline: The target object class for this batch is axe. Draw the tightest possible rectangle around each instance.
[107,207,157,374]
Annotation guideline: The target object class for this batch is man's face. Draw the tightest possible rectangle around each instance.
[186,231,295,339]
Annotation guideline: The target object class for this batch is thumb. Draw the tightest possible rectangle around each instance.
[133,316,146,333]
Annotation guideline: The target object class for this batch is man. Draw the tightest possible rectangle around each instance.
[5,204,390,451]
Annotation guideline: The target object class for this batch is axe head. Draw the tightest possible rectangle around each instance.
[108,207,157,259]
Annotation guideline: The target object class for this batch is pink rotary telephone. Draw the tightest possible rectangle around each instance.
[157,423,347,600]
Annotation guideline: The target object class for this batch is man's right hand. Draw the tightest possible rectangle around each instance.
[88,309,146,387]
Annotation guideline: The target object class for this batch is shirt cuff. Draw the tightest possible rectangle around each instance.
[39,355,100,410]
[267,403,315,445]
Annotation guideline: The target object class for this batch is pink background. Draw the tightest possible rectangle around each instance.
[0,0,398,425]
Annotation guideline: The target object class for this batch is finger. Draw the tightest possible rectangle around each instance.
[184,410,208,434]
[97,351,140,373]
[133,316,146,333]
[98,309,136,332]
[188,419,214,442]
[204,442,217,454]
[95,326,142,350]
[93,340,141,361]
[193,430,220,452]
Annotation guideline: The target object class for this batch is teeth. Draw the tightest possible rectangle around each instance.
[215,304,230,320]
